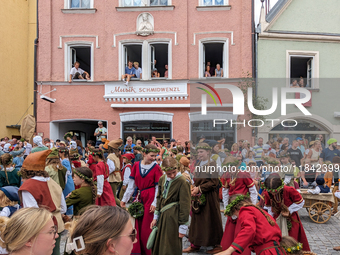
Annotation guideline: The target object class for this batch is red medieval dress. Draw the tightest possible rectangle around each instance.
[231,206,287,255]
[93,161,116,206]
[88,154,97,174]
[220,171,254,254]
[263,186,310,251]
[130,161,163,255]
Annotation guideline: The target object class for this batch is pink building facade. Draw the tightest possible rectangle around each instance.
[37,0,253,147]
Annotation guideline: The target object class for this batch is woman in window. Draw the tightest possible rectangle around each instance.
[205,65,211,77]
[151,68,160,78]
[215,64,223,77]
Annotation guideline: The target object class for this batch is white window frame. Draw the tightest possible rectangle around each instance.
[199,38,229,79]
[65,0,94,8]
[119,39,172,80]
[199,0,228,6]
[120,0,171,7]
[286,50,319,89]
[64,41,94,82]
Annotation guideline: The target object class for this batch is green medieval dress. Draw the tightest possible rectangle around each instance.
[152,173,191,255]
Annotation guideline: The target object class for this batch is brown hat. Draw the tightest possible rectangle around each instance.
[22,150,52,171]
[333,156,340,164]
[108,139,123,149]
[179,156,190,167]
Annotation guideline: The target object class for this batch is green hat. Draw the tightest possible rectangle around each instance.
[327,138,337,145]
[47,148,59,159]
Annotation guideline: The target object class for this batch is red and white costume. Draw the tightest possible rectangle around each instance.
[263,186,310,251]
[231,206,287,255]
[220,171,258,254]
[93,161,116,206]
[121,161,163,255]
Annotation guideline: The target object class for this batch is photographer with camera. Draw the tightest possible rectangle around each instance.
[94,121,107,147]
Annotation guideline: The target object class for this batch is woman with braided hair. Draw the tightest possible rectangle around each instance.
[92,148,116,206]
[0,154,21,187]
[66,167,96,215]
[216,194,287,255]
[220,153,258,253]
[121,144,163,255]
[262,174,310,251]
[183,143,223,254]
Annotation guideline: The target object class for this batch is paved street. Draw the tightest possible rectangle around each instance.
[61,204,340,255]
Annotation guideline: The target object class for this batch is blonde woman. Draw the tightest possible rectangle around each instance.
[68,206,136,255]
[307,140,321,167]
[230,143,240,157]
[0,207,57,255]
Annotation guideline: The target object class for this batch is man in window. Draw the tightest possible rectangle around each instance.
[94,121,107,147]
[121,60,136,86]
[134,62,142,79]
[69,61,90,83]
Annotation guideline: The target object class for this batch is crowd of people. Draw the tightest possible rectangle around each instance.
[0,131,340,255]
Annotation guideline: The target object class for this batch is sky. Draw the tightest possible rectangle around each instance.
[254,0,279,25]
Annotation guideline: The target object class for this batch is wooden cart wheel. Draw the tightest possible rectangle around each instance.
[308,202,332,224]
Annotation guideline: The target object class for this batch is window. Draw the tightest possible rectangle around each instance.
[290,56,313,88]
[65,43,93,81]
[200,0,227,6]
[199,40,228,78]
[120,40,171,80]
[150,44,168,78]
[286,51,319,89]
[124,44,142,79]
[122,0,169,6]
[70,0,91,8]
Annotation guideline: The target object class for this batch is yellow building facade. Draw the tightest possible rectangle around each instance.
[0,0,36,138]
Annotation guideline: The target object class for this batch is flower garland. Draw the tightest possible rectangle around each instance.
[263,156,280,165]
[196,146,211,151]
[261,179,285,193]
[125,147,132,151]
[283,242,303,253]
[128,202,144,219]
[73,169,93,183]
[161,166,177,172]
[142,148,160,153]
[171,149,178,153]
[191,193,206,206]
[63,132,73,140]
[224,193,249,216]
[133,146,143,151]
[222,159,239,167]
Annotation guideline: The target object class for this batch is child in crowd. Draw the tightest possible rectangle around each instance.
[92,148,116,206]
[133,145,143,162]
[278,151,295,187]
[45,148,67,190]
[0,186,20,217]
[306,177,330,194]
[291,160,301,189]
[66,167,96,216]
[119,153,135,200]
[0,154,21,188]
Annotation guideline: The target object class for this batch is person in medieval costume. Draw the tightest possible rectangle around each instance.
[92,148,116,206]
[183,143,223,254]
[220,156,257,253]
[119,153,135,200]
[44,148,67,190]
[18,149,66,255]
[150,156,191,255]
[58,147,75,215]
[262,174,310,251]
[121,144,163,255]
[216,194,287,255]
[107,139,123,206]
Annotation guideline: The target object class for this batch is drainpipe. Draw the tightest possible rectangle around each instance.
[33,0,39,120]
